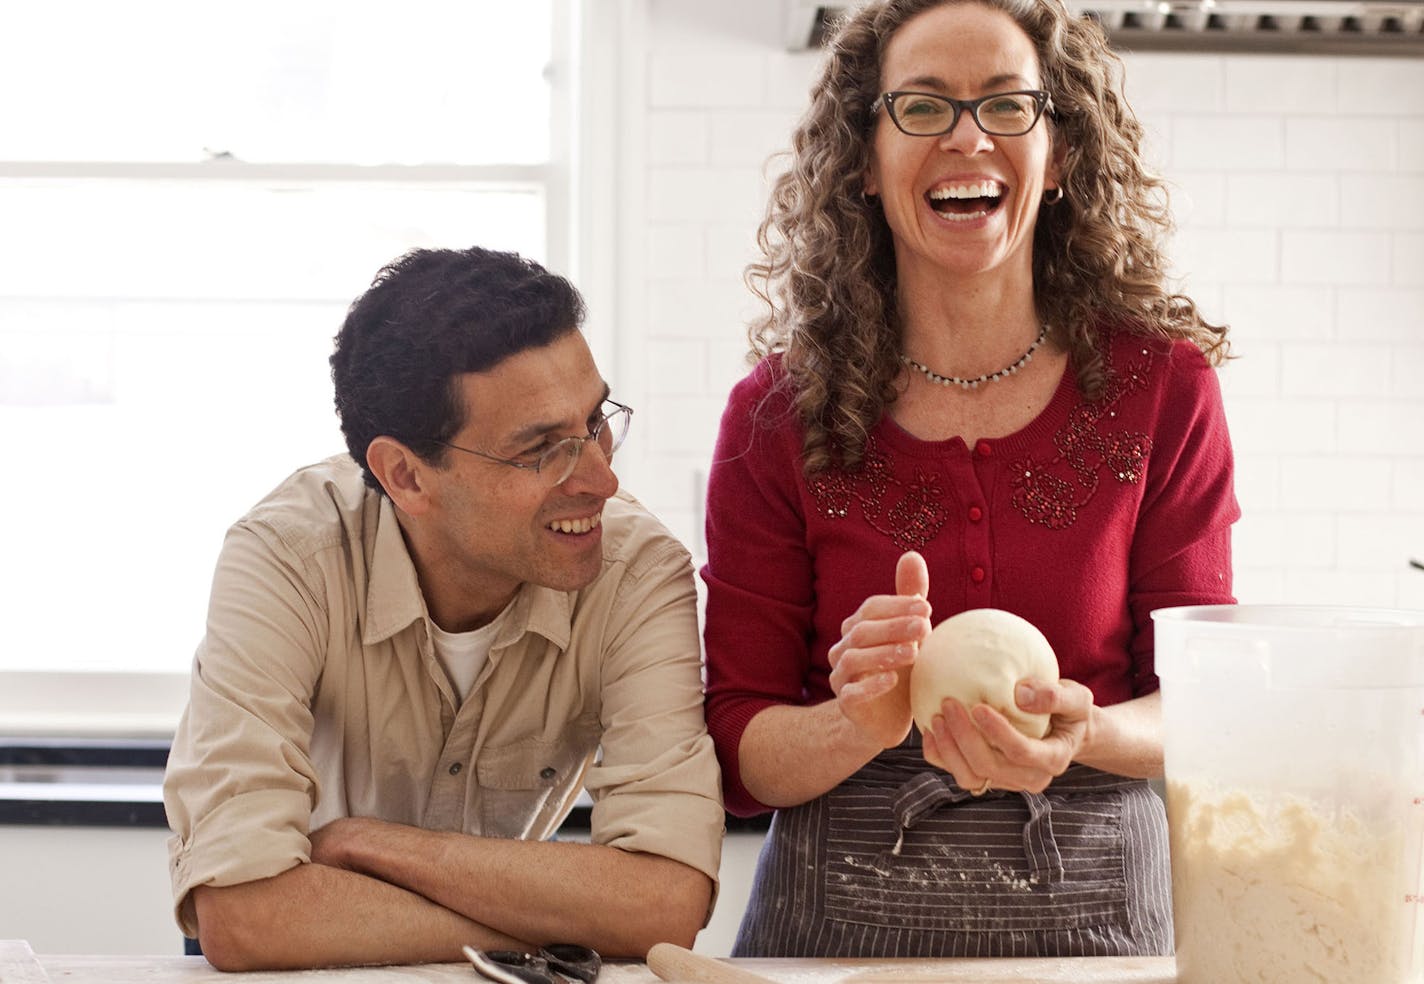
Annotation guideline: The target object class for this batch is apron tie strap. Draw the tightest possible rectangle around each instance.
[1019,790,1065,883]
[884,771,1064,882]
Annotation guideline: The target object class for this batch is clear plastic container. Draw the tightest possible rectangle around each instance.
[1154,604,1424,984]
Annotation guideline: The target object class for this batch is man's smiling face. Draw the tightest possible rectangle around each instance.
[415,330,620,627]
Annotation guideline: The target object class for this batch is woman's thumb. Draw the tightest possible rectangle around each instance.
[895,550,930,599]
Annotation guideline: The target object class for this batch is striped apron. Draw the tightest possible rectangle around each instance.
[731,738,1173,957]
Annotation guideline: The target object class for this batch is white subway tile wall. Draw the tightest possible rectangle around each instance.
[1224,284,1334,339]
[622,1,1424,608]
[1223,57,1335,114]
[1337,286,1424,341]
[1397,233,1424,285]
[1226,173,1338,228]
[1404,122,1424,170]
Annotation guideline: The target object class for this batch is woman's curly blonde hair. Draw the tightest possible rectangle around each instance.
[747,0,1230,476]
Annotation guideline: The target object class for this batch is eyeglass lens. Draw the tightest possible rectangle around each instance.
[889,91,1043,136]
[539,404,631,485]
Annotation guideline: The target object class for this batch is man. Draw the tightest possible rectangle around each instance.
[163,246,724,971]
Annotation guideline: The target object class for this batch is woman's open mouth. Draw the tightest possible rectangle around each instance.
[926,180,1004,222]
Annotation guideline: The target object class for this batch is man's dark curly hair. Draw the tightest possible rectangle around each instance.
[330,246,585,493]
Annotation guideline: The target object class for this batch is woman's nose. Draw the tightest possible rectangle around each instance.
[937,113,995,154]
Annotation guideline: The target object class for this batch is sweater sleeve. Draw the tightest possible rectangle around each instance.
[700,364,816,817]
[1127,340,1241,695]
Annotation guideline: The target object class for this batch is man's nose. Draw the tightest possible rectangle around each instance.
[562,439,619,496]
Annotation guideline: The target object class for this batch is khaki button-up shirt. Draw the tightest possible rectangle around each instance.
[163,456,724,938]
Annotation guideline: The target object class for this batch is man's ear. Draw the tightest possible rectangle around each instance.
[366,436,435,516]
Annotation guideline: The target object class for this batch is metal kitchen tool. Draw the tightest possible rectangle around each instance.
[1155,604,1424,984]
[465,945,601,984]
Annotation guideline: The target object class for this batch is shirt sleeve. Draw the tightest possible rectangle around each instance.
[162,521,329,938]
[700,367,818,816]
[581,517,725,907]
[1127,341,1241,695]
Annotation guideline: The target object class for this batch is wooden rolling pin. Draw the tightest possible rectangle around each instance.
[645,943,779,984]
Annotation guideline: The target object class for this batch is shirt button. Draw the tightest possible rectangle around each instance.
[968,506,983,522]
[975,440,993,457]
[971,566,986,583]
[448,762,462,776]
[539,767,557,780]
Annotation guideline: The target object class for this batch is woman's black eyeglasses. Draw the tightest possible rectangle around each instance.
[463,944,602,984]
[876,89,1052,137]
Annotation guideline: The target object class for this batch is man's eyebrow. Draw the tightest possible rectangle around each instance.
[505,384,612,446]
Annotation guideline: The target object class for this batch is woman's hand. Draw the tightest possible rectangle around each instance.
[827,551,933,750]
[921,677,1097,794]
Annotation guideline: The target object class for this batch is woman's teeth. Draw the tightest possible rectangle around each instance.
[929,180,1001,201]
[927,181,1003,219]
[548,513,602,534]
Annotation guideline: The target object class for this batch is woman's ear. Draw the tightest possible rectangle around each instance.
[1045,130,1068,195]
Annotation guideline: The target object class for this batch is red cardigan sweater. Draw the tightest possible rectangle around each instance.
[701,332,1239,817]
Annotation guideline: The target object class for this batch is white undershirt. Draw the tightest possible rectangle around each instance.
[429,606,510,703]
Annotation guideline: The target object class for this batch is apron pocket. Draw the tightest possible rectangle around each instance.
[823,783,1130,933]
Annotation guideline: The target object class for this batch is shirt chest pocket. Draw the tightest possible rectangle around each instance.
[475,713,601,839]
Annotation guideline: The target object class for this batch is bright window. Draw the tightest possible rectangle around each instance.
[0,2,565,673]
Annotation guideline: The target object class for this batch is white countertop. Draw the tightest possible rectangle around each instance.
[3,941,1179,984]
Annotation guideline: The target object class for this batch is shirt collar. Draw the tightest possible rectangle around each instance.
[363,494,426,644]
[509,581,574,651]
[363,493,576,651]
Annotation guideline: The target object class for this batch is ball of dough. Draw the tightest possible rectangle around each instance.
[910,608,1060,739]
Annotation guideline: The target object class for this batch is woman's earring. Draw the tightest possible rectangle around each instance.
[1042,186,1064,205]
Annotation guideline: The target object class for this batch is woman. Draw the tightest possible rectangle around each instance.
[701,0,1239,959]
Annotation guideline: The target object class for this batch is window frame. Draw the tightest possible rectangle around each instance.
[0,0,617,702]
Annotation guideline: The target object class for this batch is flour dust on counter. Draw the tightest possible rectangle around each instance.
[737,957,1176,984]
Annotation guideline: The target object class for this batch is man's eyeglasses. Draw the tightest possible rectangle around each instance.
[875,89,1052,138]
[434,400,632,488]
[463,945,601,984]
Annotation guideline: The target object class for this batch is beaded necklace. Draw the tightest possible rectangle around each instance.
[899,324,1049,390]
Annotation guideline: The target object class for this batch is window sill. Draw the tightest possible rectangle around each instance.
[0,671,188,739]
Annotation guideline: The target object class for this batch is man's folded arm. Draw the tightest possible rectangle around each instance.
[191,859,526,972]
[310,816,713,958]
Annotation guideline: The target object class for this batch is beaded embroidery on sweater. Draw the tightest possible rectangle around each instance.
[809,445,949,551]
[1012,344,1154,530]
[807,342,1155,543]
